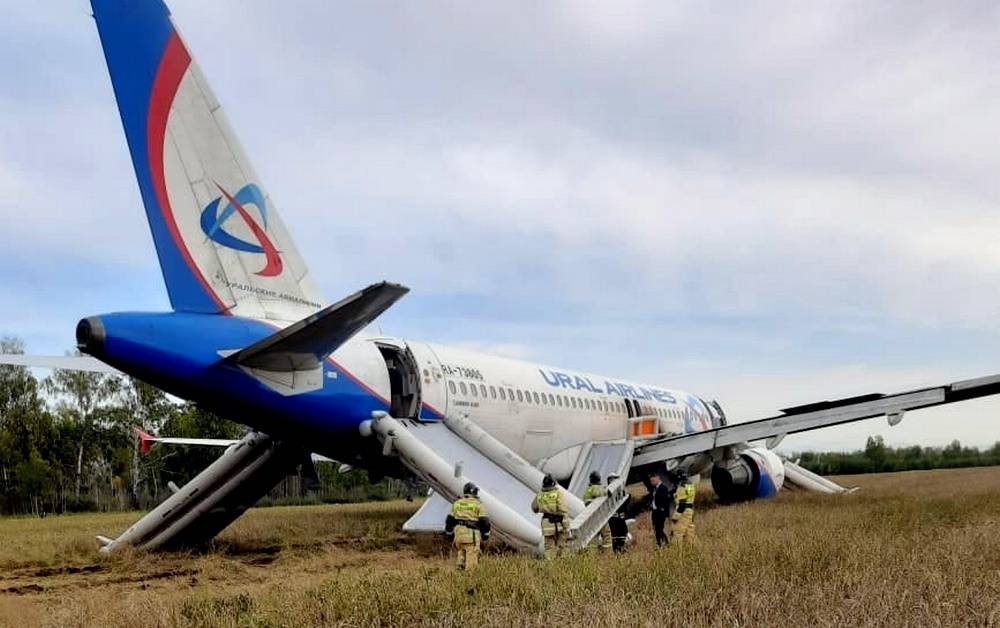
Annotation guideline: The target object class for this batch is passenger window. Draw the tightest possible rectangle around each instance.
[557,396,563,407]
[548,393,555,405]
[490,386,497,399]
[508,388,515,400]
[517,390,524,402]
[533,392,540,404]
[541,394,548,405]
[499,388,506,400]
[470,384,478,397]
[448,381,457,394]
[480,384,487,397]
[460,382,467,395]
[524,390,532,403]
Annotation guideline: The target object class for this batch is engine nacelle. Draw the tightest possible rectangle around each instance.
[710,447,785,503]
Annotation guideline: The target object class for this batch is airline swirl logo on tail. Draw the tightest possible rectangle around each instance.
[200,183,283,277]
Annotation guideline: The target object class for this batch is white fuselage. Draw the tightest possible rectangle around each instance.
[350,335,720,477]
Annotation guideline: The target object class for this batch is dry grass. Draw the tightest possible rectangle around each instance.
[2,468,1000,627]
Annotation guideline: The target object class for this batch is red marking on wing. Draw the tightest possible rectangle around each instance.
[133,427,156,455]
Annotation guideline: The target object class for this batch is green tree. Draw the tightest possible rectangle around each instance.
[44,358,121,503]
[156,403,241,488]
[0,337,52,513]
[118,377,176,507]
[864,435,886,471]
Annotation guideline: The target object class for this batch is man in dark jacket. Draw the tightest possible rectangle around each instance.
[648,471,674,547]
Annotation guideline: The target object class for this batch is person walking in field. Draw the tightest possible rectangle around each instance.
[648,471,673,547]
[445,482,491,571]
[671,469,697,541]
[583,470,611,551]
[532,473,569,559]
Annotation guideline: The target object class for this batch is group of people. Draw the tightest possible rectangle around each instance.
[445,468,698,571]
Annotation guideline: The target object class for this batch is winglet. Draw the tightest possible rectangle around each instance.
[226,281,409,372]
[134,427,156,455]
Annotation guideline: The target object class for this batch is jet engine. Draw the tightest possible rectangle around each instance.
[710,447,785,503]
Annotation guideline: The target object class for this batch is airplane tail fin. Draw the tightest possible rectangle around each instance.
[91,0,322,320]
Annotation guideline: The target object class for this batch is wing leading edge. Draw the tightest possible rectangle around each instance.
[632,373,1000,467]
[0,354,121,374]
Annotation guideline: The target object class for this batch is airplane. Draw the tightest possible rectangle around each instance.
[4,0,1000,554]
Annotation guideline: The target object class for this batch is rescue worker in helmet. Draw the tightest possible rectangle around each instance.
[605,472,632,553]
[531,473,569,559]
[445,482,491,571]
[582,470,611,551]
[670,469,697,541]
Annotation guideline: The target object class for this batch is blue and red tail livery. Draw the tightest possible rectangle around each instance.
[92,0,322,321]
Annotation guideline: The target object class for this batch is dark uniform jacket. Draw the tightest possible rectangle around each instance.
[650,482,675,515]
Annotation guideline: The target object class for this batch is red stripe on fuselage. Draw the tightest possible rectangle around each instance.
[147,33,229,314]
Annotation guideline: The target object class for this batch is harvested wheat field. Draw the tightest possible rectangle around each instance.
[1,466,999,627]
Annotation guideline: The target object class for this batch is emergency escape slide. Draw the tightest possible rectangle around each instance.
[369,412,633,555]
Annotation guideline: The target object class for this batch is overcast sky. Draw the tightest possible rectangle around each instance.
[3,1,1000,451]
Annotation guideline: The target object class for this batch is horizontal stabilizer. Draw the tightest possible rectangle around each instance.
[226,281,409,372]
[0,354,120,374]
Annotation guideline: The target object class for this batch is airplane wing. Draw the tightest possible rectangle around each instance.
[631,373,1000,467]
[134,428,337,464]
[135,428,239,454]
[0,354,121,374]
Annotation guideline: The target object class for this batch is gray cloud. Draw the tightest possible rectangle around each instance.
[3,1,1000,448]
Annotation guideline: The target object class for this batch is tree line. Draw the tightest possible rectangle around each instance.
[0,336,409,516]
[5,334,997,516]
[792,434,1000,476]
